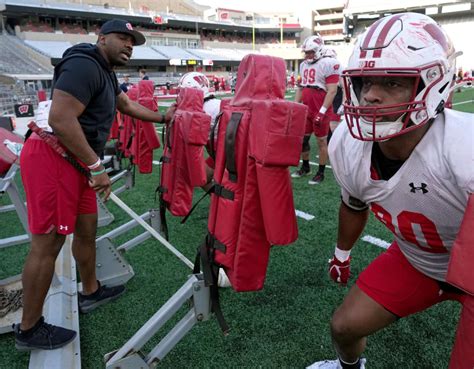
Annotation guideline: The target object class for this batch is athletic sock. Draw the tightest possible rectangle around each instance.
[339,357,361,369]
[317,164,326,174]
[302,160,310,170]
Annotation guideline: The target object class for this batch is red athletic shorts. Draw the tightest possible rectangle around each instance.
[357,242,473,368]
[301,88,332,137]
[20,134,97,235]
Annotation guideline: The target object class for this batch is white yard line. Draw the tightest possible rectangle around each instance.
[295,209,315,221]
[452,100,474,106]
[361,235,390,249]
[299,158,332,170]
[152,160,162,166]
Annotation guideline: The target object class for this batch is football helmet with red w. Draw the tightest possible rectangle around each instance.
[301,35,325,63]
[342,12,460,141]
[178,72,211,98]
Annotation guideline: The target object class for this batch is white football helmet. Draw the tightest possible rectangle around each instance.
[342,12,459,141]
[301,35,325,63]
[321,47,337,58]
[178,72,211,98]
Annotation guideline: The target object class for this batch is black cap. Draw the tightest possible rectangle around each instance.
[100,19,146,46]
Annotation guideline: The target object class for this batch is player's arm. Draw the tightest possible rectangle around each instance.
[337,201,369,251]
[116,92,175,124]
[321,82,338,111]
[295,86,303,103]
[314,82,338,124]
[49,89,101,169]
[329,192,369,285]
[49,89,111,198]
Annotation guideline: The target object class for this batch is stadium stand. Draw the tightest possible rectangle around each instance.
[437,15,474,71]
[0,34,53,75]
[23,40,73,59]
[127,46,169,61]
[151,45,201,60]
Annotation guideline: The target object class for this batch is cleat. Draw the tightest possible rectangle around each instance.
[306,358,366,369]
[218,269,232,288]
[291,166,310,178]
[308,172,324,185]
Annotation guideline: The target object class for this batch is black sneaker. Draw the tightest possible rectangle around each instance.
[291,166,310,178]
[13,317,76,351]
[308,172,325,185]
[78,281,125,314]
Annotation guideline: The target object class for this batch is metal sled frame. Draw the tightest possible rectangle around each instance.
[0,237,81,368]
[0,164,30,248]
[28,236,81,369]
[0,166,81,367]
[1,163,202,368]
[104,273,210,369]
[99,194,218,369]
[98,155,138,228]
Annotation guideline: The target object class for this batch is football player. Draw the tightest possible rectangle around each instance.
[178,72,221,187]
[291,36,341,185]
[308,13,474,369]
[177,72,231,289]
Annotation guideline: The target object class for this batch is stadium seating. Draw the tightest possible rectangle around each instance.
[0,34,52,75]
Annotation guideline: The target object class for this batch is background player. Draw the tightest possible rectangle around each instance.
[291,35,341,185]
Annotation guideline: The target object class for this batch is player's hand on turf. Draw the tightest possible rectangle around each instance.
[328,255,351,285]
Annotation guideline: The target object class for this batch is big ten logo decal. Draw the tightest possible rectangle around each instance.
[359,60,376,68]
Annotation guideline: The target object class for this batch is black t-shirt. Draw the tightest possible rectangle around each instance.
[53,52,121,154]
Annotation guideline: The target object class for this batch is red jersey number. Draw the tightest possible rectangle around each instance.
[303,68,316,85]
[371,203,448,253]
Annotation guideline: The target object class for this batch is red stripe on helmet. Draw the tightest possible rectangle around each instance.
[423,23,453,55]
[359,17,385,59]
[373,14,404,58]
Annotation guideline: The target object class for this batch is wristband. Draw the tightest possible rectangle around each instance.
[319,106,328,114]
[334,246,351,262]
[90,168,106,176]
[87,158,101,170]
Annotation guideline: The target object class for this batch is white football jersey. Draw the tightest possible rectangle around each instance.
[203,97,221,128]
[329,109,474,282]
[298,57,341,91]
